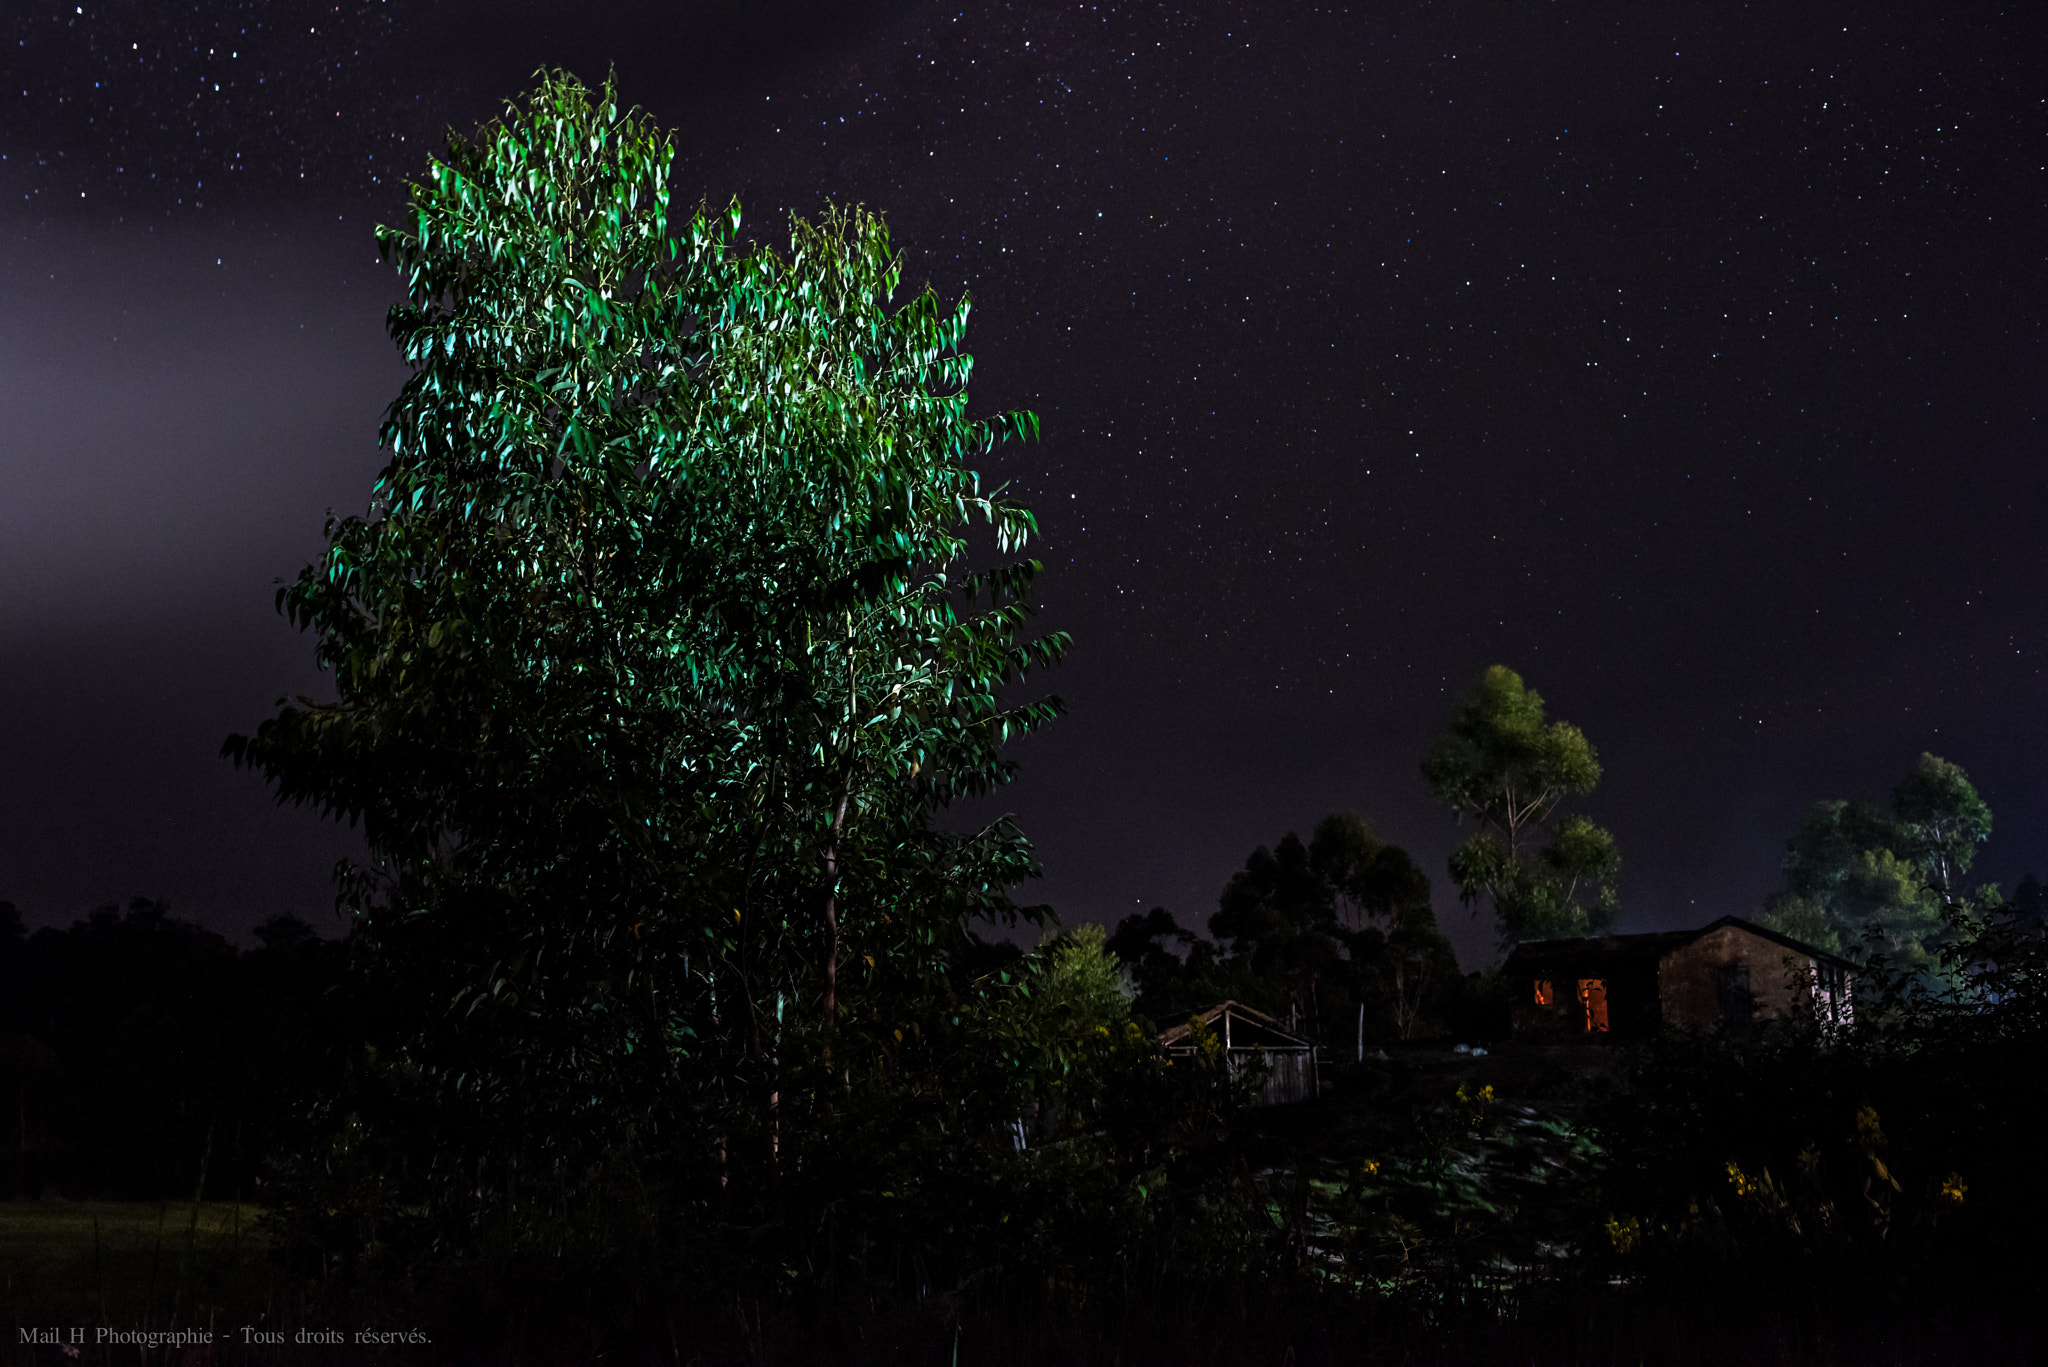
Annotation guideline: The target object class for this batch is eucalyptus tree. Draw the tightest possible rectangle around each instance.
[1423,665,1619,946]
[1766,753,1993,971]
[228,73,1066,1253]
[1307,812,1457,1039]
[1891,753,1993,902]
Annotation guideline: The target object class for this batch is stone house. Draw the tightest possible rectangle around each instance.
[1503,916,1853,1040]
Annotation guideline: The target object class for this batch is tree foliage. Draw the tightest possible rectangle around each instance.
[1762,752,1994,971]
[0,899,335,1202]
[226,72,1069,1269]
[1109,813,1463,1043]
[1594,895,2048,1310]
[1025,924,1134,1039]
[1890,753,1993,901]
[1422,665,1618,945]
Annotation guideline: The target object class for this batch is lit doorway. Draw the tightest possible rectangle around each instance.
[1577,978,1609,1033]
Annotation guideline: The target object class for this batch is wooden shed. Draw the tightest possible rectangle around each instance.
[1503,916,1853,1041]
[1159,1000,1320,1106]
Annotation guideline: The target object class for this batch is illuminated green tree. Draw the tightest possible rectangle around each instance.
[228,73,1065,1252]
[1025,924,1134,1040]
[1423,665,1619,946]
[1764,753,1994,971]
[1891,753,1993,901]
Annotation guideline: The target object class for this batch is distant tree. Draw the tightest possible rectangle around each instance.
[1106,814,1456,1042]
[1780,796,1895,912]
[1106,905,1252,1025]
[1025,924,1133,1039]
[1891,753,1994,901]
[1210,831,1348,1031]
[1106,906,1197,1008]
[0,898,338,1200]
[1834,848,1948,970]
[251,914,319,955]
[2011,873,2046,931]
[227,73,1066,1268]
[1763,753,1994,972]
[1307,813,1457,1039]
[1311,811,1433,929]
[1754,893,1845,957]
[1214,833,1333,935]
[1376,911,1462,1042]
[1422,665,1619,946]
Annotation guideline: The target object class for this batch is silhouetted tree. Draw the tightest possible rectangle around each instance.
[0,899,337,1199]
[2011,873,2046,931]
[1108,814,1457,1043]
[1106,906,1198,1009]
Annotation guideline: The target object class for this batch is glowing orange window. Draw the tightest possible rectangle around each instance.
[1533,979,1554,1007]
[1578,978,1610,1033]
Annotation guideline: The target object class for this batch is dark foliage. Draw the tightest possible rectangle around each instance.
[1589,901,2048,1316]
[1109,813,1464,1047]
[0,898,340,1201]
[4,896,2044,1363]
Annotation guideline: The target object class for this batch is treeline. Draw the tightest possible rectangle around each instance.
[11,894,2042,1361]
[0,899,337,1201]
[1104,814,1497,1047]
[1105,744,2045,1059]
[1097,663,1625,1050]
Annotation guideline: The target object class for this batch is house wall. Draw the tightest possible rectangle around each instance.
[1229,1048,1317,1105]
[1659,925,1816,1028]
[1509,961,1662,1039]
[1510,987,1581,1038]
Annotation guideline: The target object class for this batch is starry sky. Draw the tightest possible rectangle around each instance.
[2,1,2042,966]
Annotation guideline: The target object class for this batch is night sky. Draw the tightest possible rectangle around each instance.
[3,2,2041,968]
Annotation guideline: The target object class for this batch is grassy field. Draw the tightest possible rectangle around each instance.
[0,1198,264,1259]
[0,1200,276,1361]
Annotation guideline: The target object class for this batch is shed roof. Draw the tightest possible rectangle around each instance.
[1502,915,1853,974]
[1157,1000,1315,1052]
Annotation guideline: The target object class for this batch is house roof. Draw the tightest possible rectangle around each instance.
[1157,999,1315,1051]
[1503,929,1695,972]
[1502,915,1854,973]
